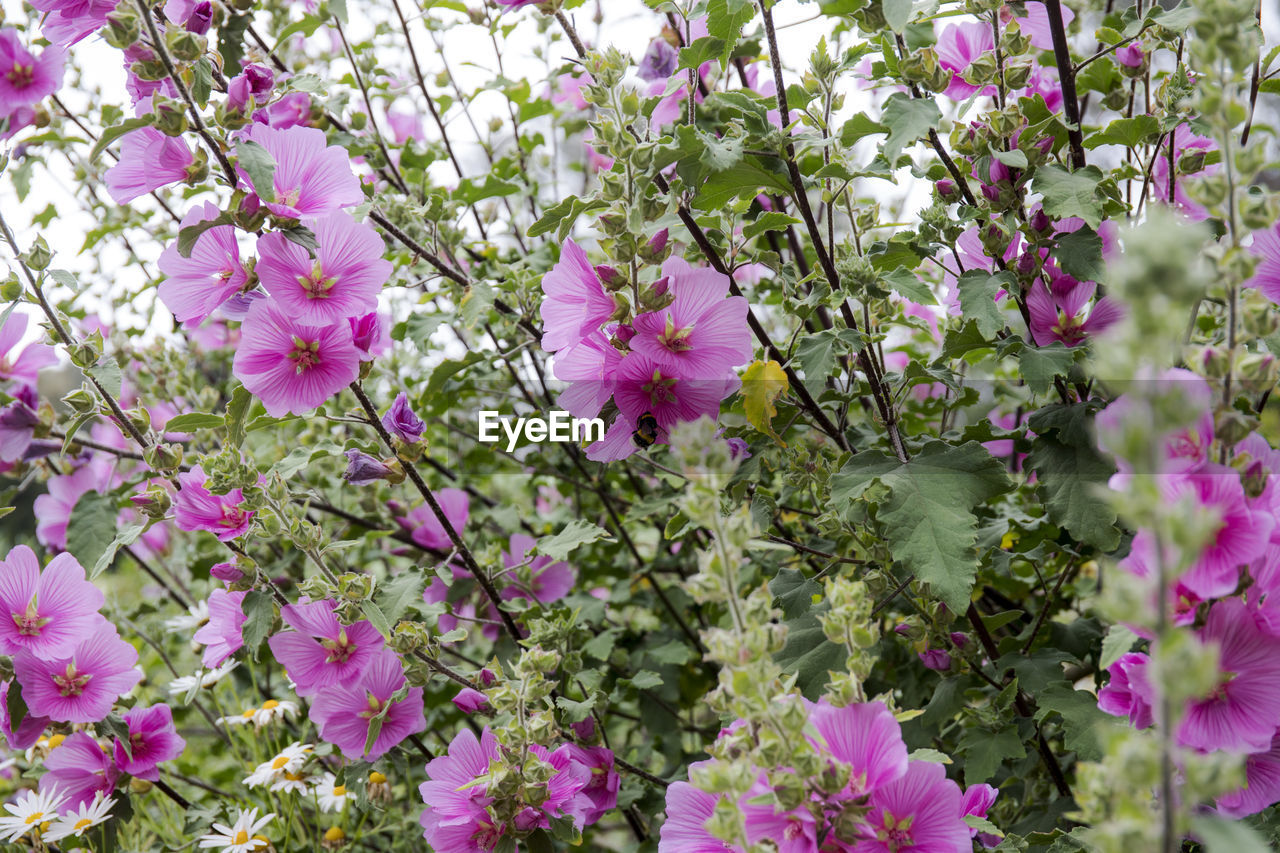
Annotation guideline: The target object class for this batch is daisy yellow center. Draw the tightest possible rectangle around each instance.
[242,707,257,719]
[23,812,45,825]
[332,785,346,797]
[368,772,386,784]
[261,700,279,710]
[284,771,305,781]
[324,827,346,841]
[297,260,339,300]
[271,755,291,769]
[46,734,65,749]
[287,335,322,373]
[233,830,250,844]
[74,818,93,830]
[53,662,92,697]
[13,599,51,637]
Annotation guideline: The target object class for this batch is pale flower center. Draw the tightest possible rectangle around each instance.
[13,600,50,637]
[53,662,92,697]
[288,335,322,373]
[297,260,339,300]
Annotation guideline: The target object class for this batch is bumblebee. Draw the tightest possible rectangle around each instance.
[632,412,659,448]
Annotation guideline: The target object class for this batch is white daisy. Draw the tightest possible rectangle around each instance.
[312,773,350,813]
[168,660,240,701]
[42,793,115,843]
[24,732,68,762]
[197,807,275,852]
[269,769,310,794]
[250,698,299,727]
[164,600,210,633]
[0,787,68,843]
[244,742,312,789]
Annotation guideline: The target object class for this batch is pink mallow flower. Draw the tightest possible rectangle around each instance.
[1247,221,1280,305]
[564,745,618,825]
[309,647,425,761]
[14,624,141,723]
[0,311,58,391]
[418,727,503,850]
[1216,735,1280,818]
[157,201,247,326]
[451,687,489,714]
[39,732,119,808]
[1013,1,1075,52]
[192,589,247,668]
[807,699,910,800]
[1178,598,1280,754]
[232,297,361,417]
[394,487,469,551]
[256,211,390,325]
[856,760,972,852]
[1097,652,1155,729]
[1150,124,1218,222]
[238,124,364,220]
[630,256,752,379]
[174,465,253,541]
[0,545,104,658]
[0,29,65,121]
[1026,278,1122,347]
[27,0,118,46]
[267,598,384,697]
[1,679,50,749]
[500,533,576,605]
[1162,466,1274,600]
[113,703,185,781]
[104,127,196,205]
[935,21,995,100]
[658,761,736,853]
[540,238,617,353]
[740,774,818,851]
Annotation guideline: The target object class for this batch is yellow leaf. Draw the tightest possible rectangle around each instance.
[742,359,789,445]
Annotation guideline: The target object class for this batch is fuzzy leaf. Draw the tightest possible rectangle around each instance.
[240,590,275,658]
[880,94,941,163]
[1035,165,1105,230]
[538,520,613,561]
[235,139,277,203]
[957,270,1012,338]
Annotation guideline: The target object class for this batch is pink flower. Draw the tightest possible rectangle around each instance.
[740,776,818,852]
[519,744,592,831]
[564,744,619,826]
[0,29,65,120]
[1163,466,1274,600]
[918,649,952,671]
[33,457,114,550]
[855,760,971,852]
[659,763,739,853]
[553,331,623,420]
[0,679,49,749]
[500,533,576,605]
[266,598,384,697]
[14,624,140,723]
[540,239,617,353]
[40,732,119,808]
[0,311,57,391]
[1150,125,1218,222]
[350,311,390,361]
[1178,598,1280,754]
[256,212,390,324]
[1097,652,1155,729]
[451,687,489,714]
[174,465,253,541]
[386,110,423,144]
[382,391,425,443]
[935,22,995,100]
[1026,278,1123,347]
[1247,221,1280,304]
[631,257,752,378]
[104,127,196,204]
[232,297,361,417]
[0,545,104,658]
[1013,1,1074,52]
[807,699,910,800]
[309,647,425,760]
[253,91,312,129]
[227,63,274,111]
[27,0,119,45]
[113,703,185,781]
[961,783,1000,847]
[418,727,503,849]
[1216,735,1280,817]
[157,201,247,326]
[238,124,364,219]
[192,589,246,668]
[394,487,469,551]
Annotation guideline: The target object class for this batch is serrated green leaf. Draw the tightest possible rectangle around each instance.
[235,139,277,203]
[1019,342,1075,396]
[770,568,822,620]
[959,725,1025,783]
[1053,227,1105,283]
[880,94,941,163]
[538,520,613,561]
[1035,164,1105,229]
[957,270,1012,338]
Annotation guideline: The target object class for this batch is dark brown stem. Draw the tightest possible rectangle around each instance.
[1042,0,1086,170]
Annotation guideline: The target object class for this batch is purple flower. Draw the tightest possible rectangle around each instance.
[184,1,212,33]
[418,727,502,849]
[253,91,311,129]
[232,297,361,417]
[807,699,910,800]
[27,0,118,45]
[741,774,818,851]
[565,744,618,825]
[1163,466,1274,600]
[1097,652,1155,729]
[918,649,952,671]
[0,311,57,391]
[104,127,196,205]
[157,201,248,326]
[113,703,186,781]
[639,38,679,82]
[209,562,244,585]
[631,256,753,378]
[350,311,390,361]
[174,465,253,541]
[0,679,50,749]
[1217,735,1280,817]
[14,624,141,723]
[1248,222,1280,304]
[725,437,751,460]
[309,647,425,760]
[540,239,617,353]
[451,687,489,714]
[266,598,384,697]
[0,399,40,463]
[394,487,469,550]
[40,732,119,808]
[256,212,390,325]
[0,545,104,659]
[961,783,1000,847]
[1115,43,1145,67]
[238,124,364,220]
[1150,125,1218,222]
[0,29,65,120]
[343,449,395,485]
[856,760,972,851]
[227,63,274,111]
[500,533,576,605]
[935,21,995,100]
[1026,278,1123,348]
[192,589,247,668]
[382,391,425,443]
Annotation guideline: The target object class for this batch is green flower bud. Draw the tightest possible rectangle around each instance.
[24,237,51,272]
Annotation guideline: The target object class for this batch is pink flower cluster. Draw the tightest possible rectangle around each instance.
[542,239,752,461]
[660,699,995,852]
[0,28,64,139]
[0,545,185,807]
[1096,371,1280,816]
[418,726,619,849]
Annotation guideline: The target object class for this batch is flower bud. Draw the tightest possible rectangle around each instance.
[342,448,398,485]
[144,442,184,472]
[936,178,957,200]
[594,264,624,289]
[185,1,212,34]
[0,274,21,301]
[131,485,172,519]
[24,237,51,271]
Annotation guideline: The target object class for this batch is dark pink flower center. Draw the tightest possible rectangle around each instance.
[288,335,322,373]
[297,261,339,299]
[13,601,50,637]
[219,504,248,529]
[472,819,501,849]
[53,663,92,697]
[1053,310,1087,346]
[641,368,678,407]
[5,64,34,89]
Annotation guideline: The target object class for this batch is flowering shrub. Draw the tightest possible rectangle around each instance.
[0,0,1277,849]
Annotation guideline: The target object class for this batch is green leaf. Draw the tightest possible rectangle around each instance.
[880,94,941,163]
[240,590,275,658]
[881,268,935,305]
[775,612,845,698]
[163,412,226,432]
[840,113,887,146]
[90,116,155,163]
[992,148,1029,169]
[191,58,213,107]
[5,680,27,732]
[1100,624,1139,670]
[1027,406,1120,550]
[361,600,392,637]
[225,384,253,447]
[1035,684,1117,760]
[883,0,912,31]
[795,329,864,394]
[528,196,609,241]
[376,571,424,624]
[678,36,726,72]
[694,161,792,209]
[956,270,1012,338]
[959,725,1025,783]
[1084,115,1160,149]
[452,175,521,204]
[629,670,663,690]
[705,0,754,62]
[1052,227,1105,283]
[235,139,277,203]
[1019,342,1075,396]
[770,569,822,620]
[88,361,123,399]
[538,520,613,561]
[830,441,1015,613]
[743,212,802,241]
[176,211,234,259]
[1190,817,1274,853]
[92,521,146,580]
[66,491,120,574]
[1035,164,1105,230]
